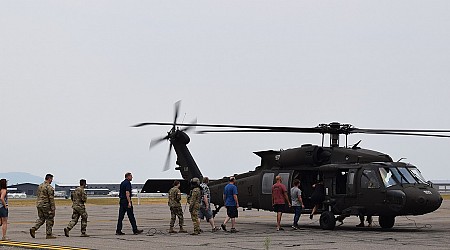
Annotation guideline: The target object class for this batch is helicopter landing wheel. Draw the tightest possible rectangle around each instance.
[379,216,395,229]
[319,211,336,230]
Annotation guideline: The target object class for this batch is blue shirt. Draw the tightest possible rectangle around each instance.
[224,183,238,206]
[119,179,132,201]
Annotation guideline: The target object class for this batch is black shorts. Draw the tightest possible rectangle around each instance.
[226,206,238,218]
[0,207,8,218]
[273,204,285,213]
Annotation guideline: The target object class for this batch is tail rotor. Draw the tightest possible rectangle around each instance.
[141,100,196,172]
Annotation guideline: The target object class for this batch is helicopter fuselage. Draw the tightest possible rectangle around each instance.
[207,144,442,229]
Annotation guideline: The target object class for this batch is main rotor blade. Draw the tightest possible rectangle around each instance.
[359,131,450,138]
[132,121,450,138]
[132,122,320,132]
[197,129,282,134]
[149,135,169,149]
[196,129,450,137]
[353,128,450,134]
[163,142,173,172]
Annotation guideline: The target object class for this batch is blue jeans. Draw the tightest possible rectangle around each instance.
[293,206,302,226]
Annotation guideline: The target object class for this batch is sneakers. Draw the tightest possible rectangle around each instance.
[46,235,57,239]
[29,228,36,238]
[190,231,200,235]
[1,236,11,241]
[80,233,90,237]
[211,227,220,232]
[230,228,239,233]
[178,228,187,233]
[221,224,227,231]
[309,214,313,220]
[133,229,143,235]
[291,225,299,230]
[276,227,284,231]
[64,228,70,237]
[169,227,177,234]
[115,231,125,235]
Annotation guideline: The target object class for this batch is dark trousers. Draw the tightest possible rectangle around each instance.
[116,201,138,233]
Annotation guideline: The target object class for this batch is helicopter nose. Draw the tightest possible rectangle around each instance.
[402,187,442,215]
[385,189,407,212]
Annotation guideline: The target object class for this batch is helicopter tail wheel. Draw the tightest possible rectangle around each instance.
[379,216,395,229]
[319,211,336,230]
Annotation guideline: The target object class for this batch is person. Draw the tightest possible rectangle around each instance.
[290,179,304,230]
[168,180,187,233]
[116,172,143,235]
[64,179,89,237]
[188,178,201,235]
[1,179,10,241]
[198,177,219,232]
[357,215,373,227]
[30,174,56,239]
[221,177,239,233]
[272,176,291,231]
[309,180,325,219]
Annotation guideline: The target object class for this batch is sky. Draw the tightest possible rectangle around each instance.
[1,1,450,184]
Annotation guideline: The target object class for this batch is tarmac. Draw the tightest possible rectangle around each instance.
[1,200,449,250]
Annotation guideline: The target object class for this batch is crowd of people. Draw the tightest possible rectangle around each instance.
[0,173,373,241]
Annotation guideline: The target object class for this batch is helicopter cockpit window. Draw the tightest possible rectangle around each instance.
[398,167,417,184]
[262,173,275,194]
[379,168,398,187]
[361,169,380,189]
[408,167,428,184]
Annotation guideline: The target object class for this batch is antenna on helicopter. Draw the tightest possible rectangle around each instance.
[397,158,407,162]
[351,140,362,149]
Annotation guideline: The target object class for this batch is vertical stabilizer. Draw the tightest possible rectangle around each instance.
[171,130,203,181]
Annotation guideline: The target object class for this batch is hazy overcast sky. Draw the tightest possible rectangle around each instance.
[1,1,450,183]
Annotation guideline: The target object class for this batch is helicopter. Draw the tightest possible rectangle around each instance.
[134,102,446,230]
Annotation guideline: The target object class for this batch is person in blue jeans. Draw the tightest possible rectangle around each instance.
[290,179,304,229]
[116,172,143,235]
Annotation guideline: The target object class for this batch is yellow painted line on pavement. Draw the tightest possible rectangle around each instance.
[0,240,90,250]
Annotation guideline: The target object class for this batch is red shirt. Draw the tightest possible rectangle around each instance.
[272,182,287,205]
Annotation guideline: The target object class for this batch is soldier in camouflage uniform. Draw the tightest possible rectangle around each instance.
[168,180,187,233]
[189,178,201,235]
[30,174,56,239]
[64,179,89,237]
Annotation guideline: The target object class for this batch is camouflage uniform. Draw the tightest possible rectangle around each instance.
[66,186,88,234]
[189,187,201,234]
[168,186,184,229]
[32,182,55,236]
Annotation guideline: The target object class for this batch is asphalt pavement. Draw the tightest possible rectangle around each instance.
[1,200,449,250]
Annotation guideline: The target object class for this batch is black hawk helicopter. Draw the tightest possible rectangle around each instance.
[134,102,446,230]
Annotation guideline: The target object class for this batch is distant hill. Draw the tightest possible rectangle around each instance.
[0,172,43,185]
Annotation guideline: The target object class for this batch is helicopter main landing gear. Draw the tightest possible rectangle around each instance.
[319,211,336,230]
[379,215,395,229]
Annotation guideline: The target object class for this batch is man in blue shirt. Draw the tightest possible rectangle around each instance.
[116,172,143,235]
[221,177,239,233]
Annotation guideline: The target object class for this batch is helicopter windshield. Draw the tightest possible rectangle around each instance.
[408,167,428,184]
[379,167,398,187]
[397,167,418,184]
